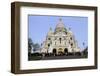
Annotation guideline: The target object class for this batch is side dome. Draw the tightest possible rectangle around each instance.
[47,27,53,36]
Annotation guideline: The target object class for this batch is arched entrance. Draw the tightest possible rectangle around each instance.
[58,48,63,55]
[53,48,57,54]
[58,48,63,51]
[64,48,68,55]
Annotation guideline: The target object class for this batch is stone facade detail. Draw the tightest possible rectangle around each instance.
[41,18,80,54]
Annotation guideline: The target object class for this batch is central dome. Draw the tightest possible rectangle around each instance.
[55,18,67,33]
[56,18,64,28]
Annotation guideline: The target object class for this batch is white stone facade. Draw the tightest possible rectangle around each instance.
[41,19,80,54]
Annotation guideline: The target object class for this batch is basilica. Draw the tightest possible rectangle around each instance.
[40,18,80,55]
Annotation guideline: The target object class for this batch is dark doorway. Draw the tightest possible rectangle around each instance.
[53,48,57,54]
[64,48,68,54]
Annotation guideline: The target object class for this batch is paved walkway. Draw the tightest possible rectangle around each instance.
[41,55,87,60]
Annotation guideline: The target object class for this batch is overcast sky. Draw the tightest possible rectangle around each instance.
[28,15,88,50]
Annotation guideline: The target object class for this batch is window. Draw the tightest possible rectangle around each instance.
[59,38,61,44]
[48,44,50,47]
[48,38,51,40]
[55,42,56,45]
[71,43,73,46]
[65,32,67,35]
[55,37,57,40]
[65,42,66,45]
[70,37,72,40]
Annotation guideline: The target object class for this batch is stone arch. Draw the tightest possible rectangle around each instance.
[64,48,68,54]
[53,48,57,54]
[58,48,63,52]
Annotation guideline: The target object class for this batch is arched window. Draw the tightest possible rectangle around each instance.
[71,43,73,47]
[48,38,51,40]
[70,37,72,40]
[59,38,61,44]
[48,44,50,47]
[64,48,68,54]
[55,42,56,45]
